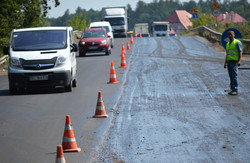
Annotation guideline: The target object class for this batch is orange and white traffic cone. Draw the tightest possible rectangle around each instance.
[108,60,119,84]
[120,54,126,68]
[56,145,66,163]
[121,48,126,56]
[122,42,125,51]
[139,32,142,37]
[134,30,137,37]
[62,115,81,152]
[130,34,134,44]
[127,41,130,50]
[93,91,109,118]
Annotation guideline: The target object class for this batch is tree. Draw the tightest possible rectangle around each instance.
[0,0,60,56]
[190,10,217,28]
[68,13,90,31]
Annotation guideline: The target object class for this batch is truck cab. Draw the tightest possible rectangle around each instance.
[152,21,170,37]
[102,7,128,38]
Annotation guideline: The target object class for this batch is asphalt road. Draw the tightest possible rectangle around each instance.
[0,36,249,163]
[0,38,129,162]
[95,36,250,162]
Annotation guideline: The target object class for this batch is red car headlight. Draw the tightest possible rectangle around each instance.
[79,41,86,45]
[101,40,107,44]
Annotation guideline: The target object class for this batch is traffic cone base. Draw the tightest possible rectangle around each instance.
[107,81,119,84]
[93,92,109,118]
[93,114,109,118]
[63,147,81,152]
[62,115,81,153]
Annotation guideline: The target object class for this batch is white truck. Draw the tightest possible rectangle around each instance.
[151,21,170,37]
[134,23,150,37]
[102,7,128,38]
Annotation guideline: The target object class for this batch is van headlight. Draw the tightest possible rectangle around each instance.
[101,40,107,44]
[10,57,22,68]
[55,55,68,67]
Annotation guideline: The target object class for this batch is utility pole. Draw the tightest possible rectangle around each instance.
[230,11,234,24]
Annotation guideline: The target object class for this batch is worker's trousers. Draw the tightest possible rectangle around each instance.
[227,60,238,92]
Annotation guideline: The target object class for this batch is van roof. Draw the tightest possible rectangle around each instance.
[13,27,72,32]
[90,21,111,26]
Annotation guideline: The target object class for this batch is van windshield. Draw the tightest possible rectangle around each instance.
[12,30,67,51]
[91,26,110,33]
[105,18,125,26]
[154,25,168,31]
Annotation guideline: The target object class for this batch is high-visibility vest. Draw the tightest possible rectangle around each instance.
[226,39,241,61]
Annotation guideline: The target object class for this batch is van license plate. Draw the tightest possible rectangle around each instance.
[29,75,48,81]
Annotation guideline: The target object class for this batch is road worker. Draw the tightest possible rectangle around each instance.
[224,30,243,95]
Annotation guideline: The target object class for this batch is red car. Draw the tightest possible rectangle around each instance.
[78,28,111,57]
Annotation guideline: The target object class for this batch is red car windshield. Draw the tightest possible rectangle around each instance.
[83,30,106,38]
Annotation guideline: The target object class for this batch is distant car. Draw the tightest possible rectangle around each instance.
[78,28,111,57]
[89,21,114,48]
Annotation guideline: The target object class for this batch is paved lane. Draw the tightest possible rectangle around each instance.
[96,36,250,162]
[0,38,131,162]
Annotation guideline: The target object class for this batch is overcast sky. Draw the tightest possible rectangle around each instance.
[47,0,197,18]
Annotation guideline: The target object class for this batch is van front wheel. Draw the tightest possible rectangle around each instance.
[9,82,17,95]
[72,78,77,87]
[9,87,17,95]
[79,51,86,57]
[65,81,72,92]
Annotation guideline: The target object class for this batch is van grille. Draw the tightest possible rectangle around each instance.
[20,57,57,70]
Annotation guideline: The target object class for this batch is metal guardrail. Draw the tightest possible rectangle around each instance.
[0,55,8,65]
[190,25,250,45]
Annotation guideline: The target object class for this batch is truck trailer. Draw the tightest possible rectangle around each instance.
[134,23,150,37]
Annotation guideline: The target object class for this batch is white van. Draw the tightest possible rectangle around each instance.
[3,27,78,94]
[89,21,114,48]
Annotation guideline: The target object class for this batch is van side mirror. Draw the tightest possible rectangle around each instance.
[3,46,9,55]
[70,43,78,52]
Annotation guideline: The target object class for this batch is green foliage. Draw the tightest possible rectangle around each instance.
[190,11,217,28]
[48,7,100,27]
[0,0,60,56]
[68,13,90,31]
[47,0,250,33]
